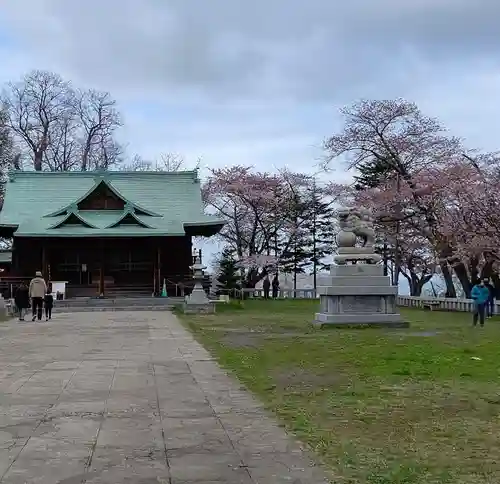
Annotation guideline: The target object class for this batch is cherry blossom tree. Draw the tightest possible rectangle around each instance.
[203,166,337,288]
[323,99,474,297]
[350,150,500,297]
[203,166,288,287]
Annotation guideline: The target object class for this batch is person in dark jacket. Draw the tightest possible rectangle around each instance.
[14,282,30,321]
[483,278,495,318]
[262,275,271,299]
[271,274,280,299]
[44,290,54,321]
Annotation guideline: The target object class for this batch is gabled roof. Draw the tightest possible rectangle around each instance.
[0,170,225,238]
[106,210,153,229]
[49,210,98,229]
[46,176,161,217]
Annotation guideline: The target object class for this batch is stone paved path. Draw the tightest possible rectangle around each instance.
[0,311,330,483]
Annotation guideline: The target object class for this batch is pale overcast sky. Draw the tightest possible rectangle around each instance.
[0,0,498,278]
[1,0,498,176]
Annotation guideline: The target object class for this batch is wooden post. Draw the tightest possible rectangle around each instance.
[157,246,161,296]
[153,256,157,296]
[99,267,105,297]
[99,242,105,297]
[41,245,46,277]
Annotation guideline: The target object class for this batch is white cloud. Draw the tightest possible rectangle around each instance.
[1,0,500,265]
[0,1,499,173]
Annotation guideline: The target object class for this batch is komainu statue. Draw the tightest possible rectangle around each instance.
[334,207,381,265]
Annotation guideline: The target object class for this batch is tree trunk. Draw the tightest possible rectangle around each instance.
[492,274,500,298]
[439,260,456,298]
[451,261,472,298]
[411,274,433,296]
[469,257,479,286]
[480,257,495,279]
[34,150,43,171]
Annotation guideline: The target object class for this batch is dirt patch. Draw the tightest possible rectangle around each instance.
[272,367,346,391]
[265,333,320,339]
[389,331,440,337]
[209,325,303,334]
[221,332,264,349]
[218,328,319,348]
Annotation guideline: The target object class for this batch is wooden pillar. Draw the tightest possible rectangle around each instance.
[41,245,46,277]
[99,241,105,297]
[157,245,161,296]
[153,254,157,296]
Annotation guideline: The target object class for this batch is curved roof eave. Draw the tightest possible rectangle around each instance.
[48,211,98,230]
[105,211,155,229]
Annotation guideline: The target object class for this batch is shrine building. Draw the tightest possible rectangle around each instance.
[0,170,224,298]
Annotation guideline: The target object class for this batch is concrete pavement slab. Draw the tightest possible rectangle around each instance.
[0,311,330,483]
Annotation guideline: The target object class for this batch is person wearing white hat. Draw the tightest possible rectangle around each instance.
[29,271,47,322]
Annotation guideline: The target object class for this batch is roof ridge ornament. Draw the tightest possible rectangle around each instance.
[93,172,110,184]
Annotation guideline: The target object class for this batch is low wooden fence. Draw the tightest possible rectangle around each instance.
[396,295,495,312]
[225,289,487,313]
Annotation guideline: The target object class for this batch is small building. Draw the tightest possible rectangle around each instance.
[0,170,224,297]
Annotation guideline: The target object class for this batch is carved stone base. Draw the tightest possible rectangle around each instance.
[314,263,407,328]
[314,313,407,327]
[185,283,210,305]
[334,247,382,265]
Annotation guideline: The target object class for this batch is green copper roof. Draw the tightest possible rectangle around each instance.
[0,170,225,238]
[46,177,161,217]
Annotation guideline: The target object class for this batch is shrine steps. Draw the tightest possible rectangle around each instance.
[54,296,184,313]
[65,284,153,299]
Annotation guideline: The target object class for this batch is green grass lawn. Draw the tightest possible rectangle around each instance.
[179,299,500,484]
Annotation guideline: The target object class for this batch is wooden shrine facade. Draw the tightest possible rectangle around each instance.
[10,235,194,296]
[0,170,224,297]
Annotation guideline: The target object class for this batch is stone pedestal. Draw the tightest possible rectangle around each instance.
[183,256,215,314]
[183,282,215,314]
[314,263,407,328]
[0,297,7,319]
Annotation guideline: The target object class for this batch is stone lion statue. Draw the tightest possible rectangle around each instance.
[336,207,376,248]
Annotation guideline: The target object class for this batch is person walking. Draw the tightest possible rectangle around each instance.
[44,289,53,321]
[471,279,490,327]
[29,271,47,322]
[262,275,271,299]
[271,274,280,299]
[484,278,496,318]
[14,282,30,321]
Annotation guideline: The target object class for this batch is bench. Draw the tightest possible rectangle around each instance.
[422,301,441,311]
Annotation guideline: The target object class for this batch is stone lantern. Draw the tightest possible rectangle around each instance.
[183,250,214,313]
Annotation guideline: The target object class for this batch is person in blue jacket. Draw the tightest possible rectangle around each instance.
[471,279,490,326]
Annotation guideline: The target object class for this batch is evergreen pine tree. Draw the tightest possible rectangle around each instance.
[280,225,312,293]
[279,192,313,295]
[353,158,393,190]
[353,157,399,278]
[301,181,335,288]
[215,246,241,296]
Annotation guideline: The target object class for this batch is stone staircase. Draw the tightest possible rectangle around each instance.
[65,283,154,299]
[54,296,184,313]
